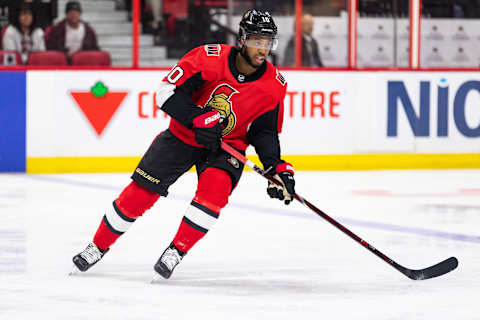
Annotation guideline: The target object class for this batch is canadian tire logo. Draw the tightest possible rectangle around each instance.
[70,81,128,136]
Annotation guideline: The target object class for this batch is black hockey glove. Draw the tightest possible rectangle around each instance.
[191,109,222,151]
[267,162,295,205]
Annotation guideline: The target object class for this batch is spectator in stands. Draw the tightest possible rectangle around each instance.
[125,0,165,43]
[6,0,57,29]
[2,3,45,64]
[147,0,165,45]
[46,0,99,63]
[125,0,146,24]
[283,13,323,67]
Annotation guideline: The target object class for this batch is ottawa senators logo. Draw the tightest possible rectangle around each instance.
[205,84,238,136]
[227,156,240,169]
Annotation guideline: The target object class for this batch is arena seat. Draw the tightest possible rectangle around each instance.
[164,0,188,17]
[27,51,67,66]
[0,50,22,65]
[71,51,111,66]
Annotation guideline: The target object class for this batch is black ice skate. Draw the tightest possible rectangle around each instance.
[72,242,108,273]
[153,243,186,280]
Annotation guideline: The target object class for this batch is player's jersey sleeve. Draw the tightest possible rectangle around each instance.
[155,45,219,128]
[247,72,287,170]
[246,103,284,170]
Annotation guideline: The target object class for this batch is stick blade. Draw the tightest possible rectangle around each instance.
[401,257,458,280]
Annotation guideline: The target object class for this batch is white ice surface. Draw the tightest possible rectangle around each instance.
[1,170,479,319]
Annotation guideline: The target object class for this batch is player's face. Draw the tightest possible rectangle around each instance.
[244,36,272,67]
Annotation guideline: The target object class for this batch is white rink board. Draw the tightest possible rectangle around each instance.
[26,70,480,158]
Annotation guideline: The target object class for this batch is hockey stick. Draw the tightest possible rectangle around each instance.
[221,141,458,280]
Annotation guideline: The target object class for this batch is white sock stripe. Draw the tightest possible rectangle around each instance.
[184,205,218,231]
[105,205,135,233]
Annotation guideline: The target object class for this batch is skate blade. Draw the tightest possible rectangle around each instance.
[151,273,163,284]
[68,265,80,276]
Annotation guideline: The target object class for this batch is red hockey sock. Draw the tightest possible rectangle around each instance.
[172,217,209,253]
[173,168,231,252]
[93,216,121,251]
[93,181,160,250]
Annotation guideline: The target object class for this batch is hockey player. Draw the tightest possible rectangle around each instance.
[72,9,296,279]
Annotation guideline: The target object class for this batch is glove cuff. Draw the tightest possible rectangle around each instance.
[276,162,294,175]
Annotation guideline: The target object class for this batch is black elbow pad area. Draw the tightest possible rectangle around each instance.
[161,88,203,128]
[160,72,205,128]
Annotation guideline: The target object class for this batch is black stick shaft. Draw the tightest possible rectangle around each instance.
[221,142,457,280]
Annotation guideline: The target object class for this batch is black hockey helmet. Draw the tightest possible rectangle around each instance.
[238,9,278,50]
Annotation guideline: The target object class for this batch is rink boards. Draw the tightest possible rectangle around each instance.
[1,70,479,172]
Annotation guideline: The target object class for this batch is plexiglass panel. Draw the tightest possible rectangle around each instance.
[420,0,480,68]
[307,0,348,67]
[136,0,297,67]
[272,0,348,67]
[357,0,409,68]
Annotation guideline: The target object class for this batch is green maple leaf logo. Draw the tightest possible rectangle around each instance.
[91,81,108,97]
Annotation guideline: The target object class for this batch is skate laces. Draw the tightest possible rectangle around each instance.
[161,248,181,271]
[80,243,102,264]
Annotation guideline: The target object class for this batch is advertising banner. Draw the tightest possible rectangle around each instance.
[281,71,353,154]
[24,70,480,172]
[27,70,354,157]
[355,72,480,153]
[27,71,169,157]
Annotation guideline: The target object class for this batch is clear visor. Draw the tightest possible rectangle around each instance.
[244,36,278,51]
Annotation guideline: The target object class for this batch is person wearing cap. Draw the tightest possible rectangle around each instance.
[2,2,46,64]
[46,0,99,62]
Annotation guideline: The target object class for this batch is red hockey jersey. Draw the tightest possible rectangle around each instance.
[160,44,287,152]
